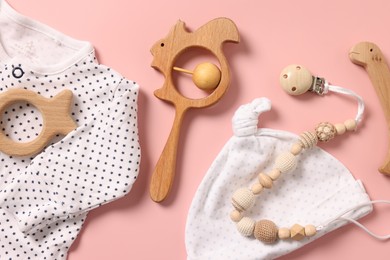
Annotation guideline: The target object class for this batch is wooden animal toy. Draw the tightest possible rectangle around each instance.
[149,18,240,202]
[350,42,390,175]
[0,89,76,156]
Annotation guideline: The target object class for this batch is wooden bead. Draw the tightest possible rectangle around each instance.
[258,173,273,189]
[304,224,317,237]
[278,228,291,239]
[274,152,297,173]
[315,122,336,142]
[279,64,313,95]
[251,183,264,195]
[231,188,255,211]
[290,142,303,155]
[335,123,346,135]
[254,219,278,244]
[290,224,305,241]
[237,217,255,237]
[344,119,357,131]
[230,210,242,222]
[192,62,221,90]
[268,168,281,181]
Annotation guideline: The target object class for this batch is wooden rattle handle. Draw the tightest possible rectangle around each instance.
[149,18,239,202]
[150,107,186,202]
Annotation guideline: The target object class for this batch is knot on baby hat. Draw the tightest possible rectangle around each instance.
[232,97,271,137]
[186,98,372,260]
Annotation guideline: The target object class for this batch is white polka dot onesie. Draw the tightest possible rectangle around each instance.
[0,1,140,259]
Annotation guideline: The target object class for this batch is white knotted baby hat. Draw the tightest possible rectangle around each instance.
[185,97,373,260]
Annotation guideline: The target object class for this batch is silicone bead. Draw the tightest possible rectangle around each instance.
[232,188,255,211]
[344,119,357,131]
[237,217,255,237]
[251,183,264,195]
[274,152,297,173]
[304,224,317,237]
[258,173,273,189]
[278,228,291,239]
[254,219,278,244]
[230,210,242,222]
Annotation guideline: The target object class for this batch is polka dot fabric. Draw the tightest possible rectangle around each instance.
[0,1,140,259]
[185,98,372,260]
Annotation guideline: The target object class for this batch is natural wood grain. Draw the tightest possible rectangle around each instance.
[173,62,222,90]
[150,18,239,202]
[149,18,240,202]
[350,42,390,175]
[0,89,76,156]
[149,106,186,202]
[290,224,305,241]
[279,64,313,95]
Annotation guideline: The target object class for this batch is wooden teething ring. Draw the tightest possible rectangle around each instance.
[0,89,77,156]
[149,17,240,202]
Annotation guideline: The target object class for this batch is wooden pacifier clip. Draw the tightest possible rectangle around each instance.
[0,89,76,156]
[229,64,364,243]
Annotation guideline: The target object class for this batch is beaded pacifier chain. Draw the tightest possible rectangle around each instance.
[229,64,365,244]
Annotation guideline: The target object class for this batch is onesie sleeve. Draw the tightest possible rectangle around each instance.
[0,79,141,234]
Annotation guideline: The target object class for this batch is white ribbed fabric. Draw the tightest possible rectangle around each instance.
[186,98,372,260]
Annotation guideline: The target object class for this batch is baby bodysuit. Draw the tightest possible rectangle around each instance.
[0,1,140,259]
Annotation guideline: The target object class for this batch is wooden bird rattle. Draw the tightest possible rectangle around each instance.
[350,42,390,175]
[0,89,76,156]
[149,18,240,202]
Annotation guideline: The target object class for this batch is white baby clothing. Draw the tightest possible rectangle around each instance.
[0,1,140,259]
[185,98,372,260]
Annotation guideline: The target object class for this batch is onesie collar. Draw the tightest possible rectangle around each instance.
[0,0,94,75]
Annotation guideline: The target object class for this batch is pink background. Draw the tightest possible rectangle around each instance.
[7,0,390,259]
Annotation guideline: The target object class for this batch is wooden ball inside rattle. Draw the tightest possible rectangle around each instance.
[279,64,313,95]
[173,62,221,91]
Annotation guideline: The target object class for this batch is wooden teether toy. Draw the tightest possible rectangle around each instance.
[230,65,365,243]
[149,18,240,202]
[349,42,390,175]
[0,89,76,156]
